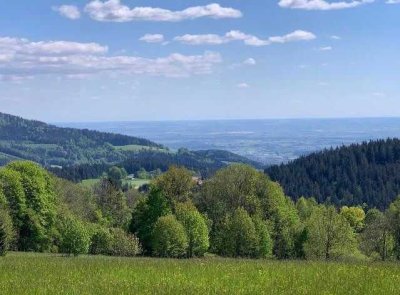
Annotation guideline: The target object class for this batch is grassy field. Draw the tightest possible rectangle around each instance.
[81,178,150,189]
[1,253,400,295]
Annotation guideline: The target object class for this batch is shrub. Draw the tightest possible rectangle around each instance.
[152,215,188,258]
[57,214,90,256]
[108,228,141,257]
[89,226,113,255]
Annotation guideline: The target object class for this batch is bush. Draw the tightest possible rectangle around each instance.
[89,226,113,255]
[108,228,141,257]
[152,215,188,258]
[57,214,90,256]
[0,208,14,256]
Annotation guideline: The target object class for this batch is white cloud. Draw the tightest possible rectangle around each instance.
[174,30,316,46]
[237,82,250,88]
[84,0,242,22]
[243,58,256,65]
[0,37,108,55]
[139,34,165,43]
[53,5,81,20]
[0,36,222,80]
[386,0,400,3]
[278,0,374,10]
[331,35,341,40]
[319,46,333,51]
[174,34,227,45]
[268,30,316,43]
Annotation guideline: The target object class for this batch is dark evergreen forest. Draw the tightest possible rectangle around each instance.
[266,139,400,209]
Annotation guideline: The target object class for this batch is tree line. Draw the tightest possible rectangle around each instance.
[2,161,400,261]
[50,149,260,182]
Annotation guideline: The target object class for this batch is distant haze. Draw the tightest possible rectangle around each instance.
[59,118,400,165]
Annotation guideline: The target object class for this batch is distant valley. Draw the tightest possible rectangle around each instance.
[60,118,400,165]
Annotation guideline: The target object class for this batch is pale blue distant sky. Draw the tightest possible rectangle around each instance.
[0,0,399,122]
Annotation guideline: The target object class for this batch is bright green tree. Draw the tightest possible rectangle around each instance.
[130,187,171,254]
[153,166,194,203]
[0,168,27,229]
[201,164,300,259]
[152,215,188,258]
[175,202,209,257]
[304,205,357,260]
[263,182,300,259]
[1,162,57,251]
[340,206,366,232]
[253,217,273,258]
[216,207,258,258]
[296,197,317,221]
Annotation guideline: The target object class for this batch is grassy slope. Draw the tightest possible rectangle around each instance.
[1,253,399,295]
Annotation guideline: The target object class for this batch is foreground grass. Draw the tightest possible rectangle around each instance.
[1,253,400,295]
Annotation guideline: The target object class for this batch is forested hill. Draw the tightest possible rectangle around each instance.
[0,112,262,179]
[266,138,400,209]
[0,112,164,166]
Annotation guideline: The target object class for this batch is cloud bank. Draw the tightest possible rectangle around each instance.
[0,36,222,80]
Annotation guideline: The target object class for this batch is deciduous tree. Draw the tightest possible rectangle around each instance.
[304,205,357,260]
[175,201,209,257]
[152,215,188,258]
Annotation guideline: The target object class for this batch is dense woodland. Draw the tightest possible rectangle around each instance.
[50,149,262,182]
[2,161,400,262]
[0,112,162,166]
[266,139,400,209]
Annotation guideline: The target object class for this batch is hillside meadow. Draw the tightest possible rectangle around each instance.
[1,252,400,295]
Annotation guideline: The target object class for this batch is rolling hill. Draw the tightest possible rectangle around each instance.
[266,138,400,209]
[0,112,262,180]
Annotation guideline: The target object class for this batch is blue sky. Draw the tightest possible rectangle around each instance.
[0,0,399,122]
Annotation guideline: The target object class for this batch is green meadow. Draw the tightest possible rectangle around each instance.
[81,178,151,189]
[1,252,399,295]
